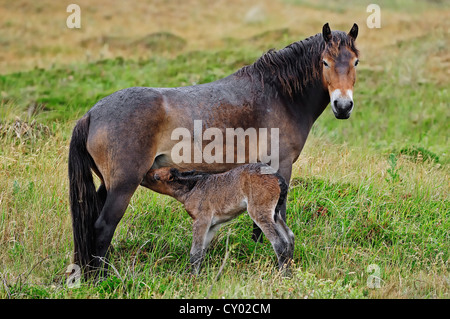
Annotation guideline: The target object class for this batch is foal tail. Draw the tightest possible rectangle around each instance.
[68,114,102,278]
[274,175,288,222]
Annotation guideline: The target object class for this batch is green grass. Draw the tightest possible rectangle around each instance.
[0,49,260,122]
[1,42,447,163]
[1,139,447,298]
[0,5,449,299]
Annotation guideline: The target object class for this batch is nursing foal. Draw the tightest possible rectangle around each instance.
[142,163,294,274]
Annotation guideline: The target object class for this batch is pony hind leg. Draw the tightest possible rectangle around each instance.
[97,183,107,207]
[93,179,140,279]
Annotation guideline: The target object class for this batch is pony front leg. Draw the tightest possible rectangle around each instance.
[277,161,293,222]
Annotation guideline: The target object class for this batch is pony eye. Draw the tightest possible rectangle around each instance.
[322,60,329,68]
[354,59,359,67]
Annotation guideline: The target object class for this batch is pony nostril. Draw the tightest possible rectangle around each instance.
[333,99,353,111]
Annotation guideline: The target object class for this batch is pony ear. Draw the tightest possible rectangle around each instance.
[322,23,332,43]
[348,23,358,41]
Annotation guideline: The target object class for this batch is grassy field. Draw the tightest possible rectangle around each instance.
[0,0,449,299]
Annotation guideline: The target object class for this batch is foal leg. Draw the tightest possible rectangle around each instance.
[190,214,220,275]
[275,217,295,268]
[252,163,292,242]
[248,208,294,275]
[190,219,209,275]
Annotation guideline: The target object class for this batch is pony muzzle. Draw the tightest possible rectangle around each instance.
[330,89,354,119]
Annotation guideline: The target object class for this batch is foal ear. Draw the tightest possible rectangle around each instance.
[348,23,358,41]
[169,168,180,181]
[322,23,332,43]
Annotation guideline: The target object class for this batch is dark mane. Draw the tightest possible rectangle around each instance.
[236,31,359,98]
[169,168,210,191]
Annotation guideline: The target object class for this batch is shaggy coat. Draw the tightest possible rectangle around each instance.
[143,163,294,274]
[68,24,359,278]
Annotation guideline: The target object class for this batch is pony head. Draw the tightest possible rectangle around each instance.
[321,23,359,119]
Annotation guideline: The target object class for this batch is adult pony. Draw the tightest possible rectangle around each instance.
[69,23,359,278]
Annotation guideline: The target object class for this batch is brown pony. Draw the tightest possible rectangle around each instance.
[142,163,293,275]
[68,23,359,278]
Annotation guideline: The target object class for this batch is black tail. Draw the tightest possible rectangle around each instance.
[274,175,288,223]
[68,114,103,278]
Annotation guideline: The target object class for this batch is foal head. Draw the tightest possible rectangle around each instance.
[321,23,359,119]
[146,167,208,198]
